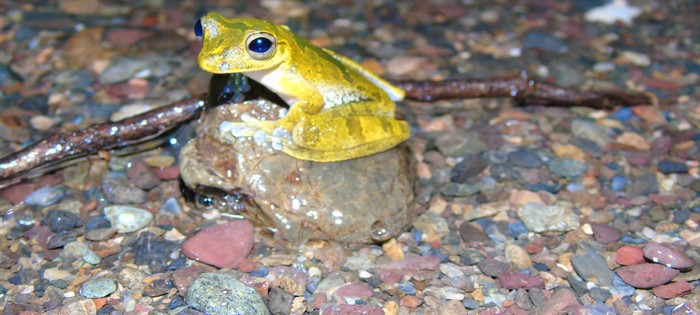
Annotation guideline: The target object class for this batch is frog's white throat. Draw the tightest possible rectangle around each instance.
[245,68,298,107]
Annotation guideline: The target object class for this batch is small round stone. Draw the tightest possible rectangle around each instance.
[43,209,79,233]
[186,273,269,315]
[103,205,154,233]
[79,277,117,298]
[24,186,64,206]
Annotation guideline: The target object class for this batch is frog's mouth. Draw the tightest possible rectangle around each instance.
[208,73,288,109]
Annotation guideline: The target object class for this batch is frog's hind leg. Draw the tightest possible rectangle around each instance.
[284,113,411,162]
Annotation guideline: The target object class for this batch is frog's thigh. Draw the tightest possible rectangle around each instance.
[288,114,410,161]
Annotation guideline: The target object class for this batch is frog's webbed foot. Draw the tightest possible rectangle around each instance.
[220,118,294,151]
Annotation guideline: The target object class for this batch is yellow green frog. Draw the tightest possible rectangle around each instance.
[195,13,410,162]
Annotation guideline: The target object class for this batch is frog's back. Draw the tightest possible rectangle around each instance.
[282,30,403,105]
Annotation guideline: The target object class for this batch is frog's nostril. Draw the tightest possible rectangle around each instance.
[194,19,203,40]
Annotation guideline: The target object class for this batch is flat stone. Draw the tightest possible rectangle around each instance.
[79,277,117,298]
[521,202,580,232]
[615,263,679,289]
[182,220,255,269]
[652,281,692,299]
[590,223,621,244]
[643,242,696,269]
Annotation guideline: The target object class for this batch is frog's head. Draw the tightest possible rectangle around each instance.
[196,13,290,73]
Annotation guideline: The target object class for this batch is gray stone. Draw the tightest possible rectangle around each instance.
[79,277,117,298]
[186,273,269,315]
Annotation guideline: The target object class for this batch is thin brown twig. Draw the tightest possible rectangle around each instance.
[0,94,207,185]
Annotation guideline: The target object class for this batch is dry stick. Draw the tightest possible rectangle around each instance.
[0,75,653,184]
[0,94,207,184]
[394,72,654,108]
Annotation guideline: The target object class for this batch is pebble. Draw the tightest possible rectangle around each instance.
[268,287,293,314]
[47,231,76,249]
[85,228,117,241]
[584,0,642,25]
[450,154,488,183]
[590,223,622,244]
[332,282,374,303]
[103,205,154,233]
[477,257,511,278]
[651,281,692,299]
[615,263,679,288]
[521,202,580,232]
[24,186,64,206]
[508,148,543,168]
[320,304,384,315]
[642,242,695,269]
[616,132,651,151]
[571,243,614,287]
[497,270,544,290]
[181,220,255,269]
[85,214,112,231]
[435,131,488,157]
[523,29,569,53]
[615,246,645,265]
[133,232,179,273]
[43,209,79,233]
[463,200,509,221]
[79,277,117,298]
[186,273,269,315]
[412,213,449,241]
[61,241,101,265]
[536,288,582,314]
[101,175,148,204]
[459,221,489,243]
[505,243,532,269]
[657,159,688,174]
[571,119,611,147]
[548,158,587,178]
[126,162,160,190]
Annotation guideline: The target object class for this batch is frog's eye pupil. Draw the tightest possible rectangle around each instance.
[246,32,276,60]
[248,37,273,53]
[194,19,203,38]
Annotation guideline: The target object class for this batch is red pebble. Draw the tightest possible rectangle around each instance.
[153,165,180,180]
[497,270,545,290]
[615,246,645,266]
[181,220,254,269]
[643,242,695,269]
[590,223,621,244]
[615,263,679,289]
[320,304,384,315]
[653,281,692,299]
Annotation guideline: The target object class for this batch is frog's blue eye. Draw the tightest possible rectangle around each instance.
[194,19,203,39]
[245,32,277,60]
[248,37,272,53]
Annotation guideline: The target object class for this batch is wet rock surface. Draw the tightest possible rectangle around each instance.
[179,100,417,244]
